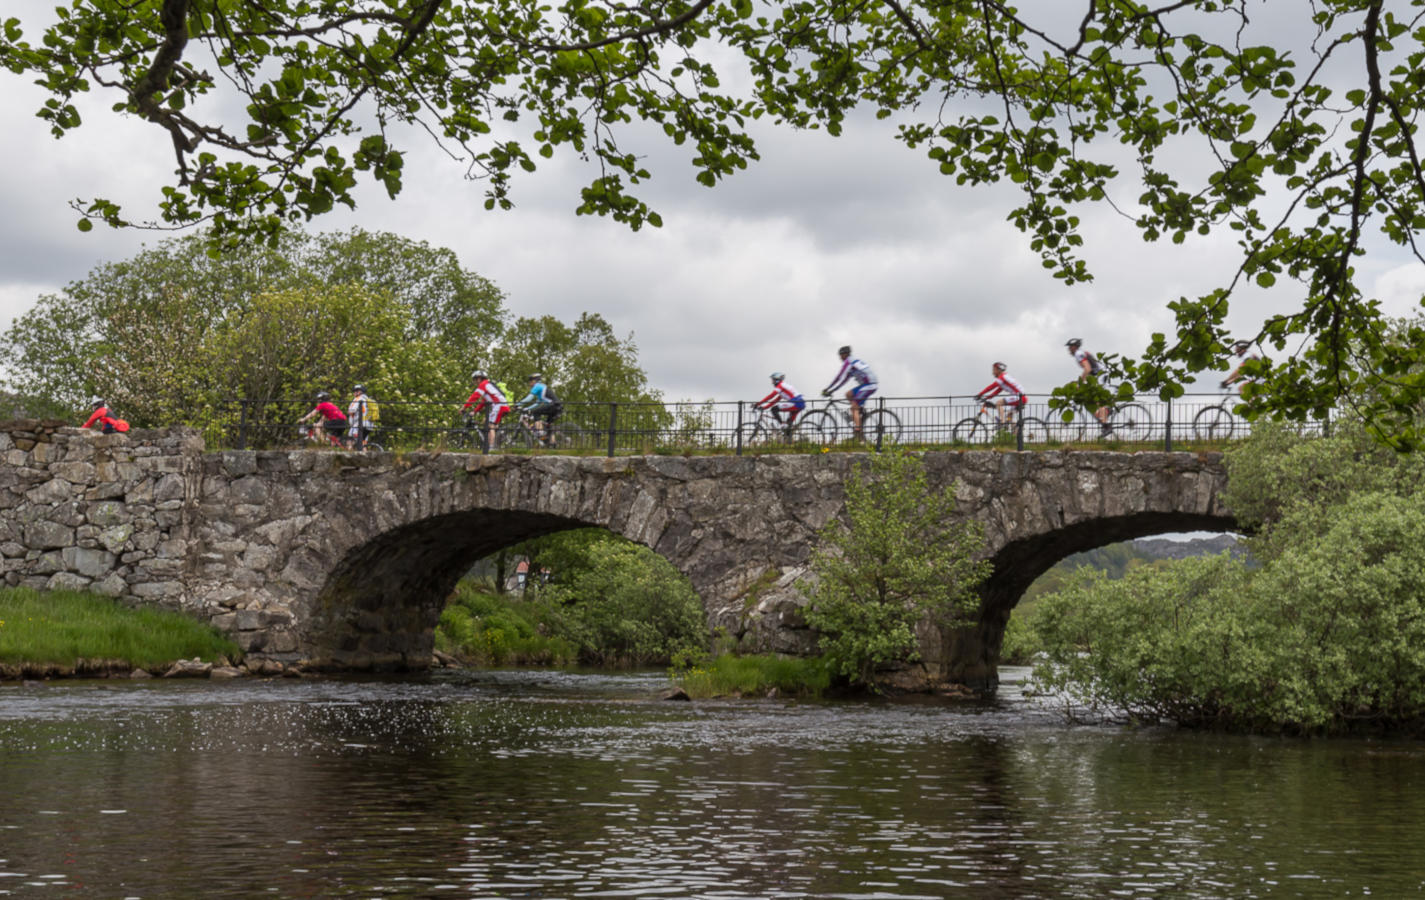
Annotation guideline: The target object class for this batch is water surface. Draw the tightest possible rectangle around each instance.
[0,668,1421,898]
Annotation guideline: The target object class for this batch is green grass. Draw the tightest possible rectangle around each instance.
[675,653,834,699]
[0,587,240,668]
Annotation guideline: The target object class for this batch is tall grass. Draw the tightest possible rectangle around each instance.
[0,587,240,668]
[676,653,833,699]
[435,581,578,666]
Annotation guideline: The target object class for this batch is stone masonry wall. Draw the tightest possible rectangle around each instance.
[0,422,202,603]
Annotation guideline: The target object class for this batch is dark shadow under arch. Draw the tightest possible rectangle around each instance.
[305,509,592,668]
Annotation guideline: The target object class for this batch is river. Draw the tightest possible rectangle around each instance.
[0,667,1421,898]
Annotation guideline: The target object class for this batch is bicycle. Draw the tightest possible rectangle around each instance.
[735,405,827,448]
[801,396,902,445]
[952,402,1052,445]
[1192,389,1240,441]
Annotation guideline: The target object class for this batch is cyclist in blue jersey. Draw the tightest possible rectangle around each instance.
[513,373,563,445]
[821,345,878,440]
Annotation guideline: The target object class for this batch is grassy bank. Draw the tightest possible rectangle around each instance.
[0,587,240,671]
[435,581,579,666]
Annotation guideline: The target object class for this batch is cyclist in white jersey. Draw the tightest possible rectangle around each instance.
[821,345,878,439]
[1066,338,1112,436]
[756,372,806,430]
[975,362,1027,429]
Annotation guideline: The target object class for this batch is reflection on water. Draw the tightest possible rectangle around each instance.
[0,668,1422,898]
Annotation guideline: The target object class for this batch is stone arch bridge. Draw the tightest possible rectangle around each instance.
[0,423,1233,687]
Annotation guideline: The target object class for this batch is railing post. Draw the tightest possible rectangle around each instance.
[237,399,249,450]
[1164,396,1173,452]
[607,402,618,458]
[736,401,744,456]
[1015,402,1024,451]
[1323,406,1331,438]
[875,396,885,450]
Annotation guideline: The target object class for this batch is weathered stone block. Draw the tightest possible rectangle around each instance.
[52,461,96,484]
[88,501,127,527]
[47,572,92,591]
[24,520,74,549]
[221,452,258,477]
[130,581,184,600]
[62,546,116,579]
[153,473,186,502]
[24,478,74,506]
[91,573,127,597]
[99,524,134,553]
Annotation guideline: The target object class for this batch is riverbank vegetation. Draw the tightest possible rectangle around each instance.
[1029,421,1425,735]
[0,587,239,672]
[675,654,833,699]
[438,529,706,668]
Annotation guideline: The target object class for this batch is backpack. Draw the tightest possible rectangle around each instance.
[364,398,380,424]
[1085,352,1104,375]
[542,384,558,404]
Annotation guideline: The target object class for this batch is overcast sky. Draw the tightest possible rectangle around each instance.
[4,1,1424,406]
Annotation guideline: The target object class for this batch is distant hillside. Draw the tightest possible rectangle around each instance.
[1132,534,1245,560]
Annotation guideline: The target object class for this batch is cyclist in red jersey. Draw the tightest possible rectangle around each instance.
[462,370,511,450]
[81,397,129,434]
[975,362,1027,430]
[755,372,806,431]
[298,391,347,446]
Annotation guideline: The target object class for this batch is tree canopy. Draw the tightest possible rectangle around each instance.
[4,2,1425,437]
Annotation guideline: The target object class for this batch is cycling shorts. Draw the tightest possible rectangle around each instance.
[526,400,562,421]
[488,404,510,425]
[323,419,346,438]
[777,397,806,412]
[850,383,877,406]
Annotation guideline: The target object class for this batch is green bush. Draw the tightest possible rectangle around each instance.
[436,581,577,666]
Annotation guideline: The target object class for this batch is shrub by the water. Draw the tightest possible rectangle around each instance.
[0,587,239,669]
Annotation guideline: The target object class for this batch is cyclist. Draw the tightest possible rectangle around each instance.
[1066,338,1113,437]
[298,391,347,446]
[821,345,878,440]
[756,372,806,433]
[80,397,130,434]
[462,370,510,450]
[974,362,1027,430]
[513,373,563,445]
[346,384,376,450]
[1221,341,1261,393]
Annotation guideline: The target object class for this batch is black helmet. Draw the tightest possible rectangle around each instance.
[315,391,330,402]
[1065,338,1082,349]
[838,345,851,357]
[353,384,366,393]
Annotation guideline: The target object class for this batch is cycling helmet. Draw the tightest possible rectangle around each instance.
[770,372,784,383]
[352,384,365,393]
[838,345,852,357]
[1231,341,1252,354]
[89,396,104,408]
[471,370,486,381]
[528,372,543,381]
[992,361,1007,373]
[1065,338,1082,349]
[315,391,330,402]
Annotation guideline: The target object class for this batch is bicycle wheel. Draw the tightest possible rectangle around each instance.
[865,409,903,445]
[448,426,477,450]
[791,414,828,445]
[952,416,984,444]
[1193,404,1236,441]
[550,421,589,451]
[1018,417,1052,445]
[801,410,840,445]
[735,421,773,448]
[1110,402,1154,440]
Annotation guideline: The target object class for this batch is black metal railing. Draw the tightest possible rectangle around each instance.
[213,392,1328,457]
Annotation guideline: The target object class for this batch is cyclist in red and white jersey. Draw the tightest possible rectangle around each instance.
[462,370,510,450]
[756,372,806,430]
[821,345,878,439]
[1221,341,1261,394]
[975,362,1027,429]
